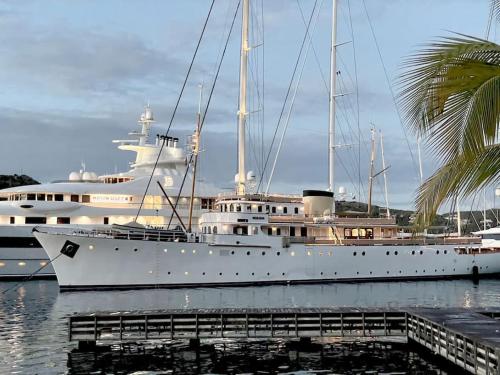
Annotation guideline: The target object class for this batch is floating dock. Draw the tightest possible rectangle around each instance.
[69,307,500,374]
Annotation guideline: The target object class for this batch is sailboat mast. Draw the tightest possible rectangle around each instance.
[367,127,376,215]
[237,0,249,196]
[380,131,390,219]
[328,0,338,204]
[188,84,203,232]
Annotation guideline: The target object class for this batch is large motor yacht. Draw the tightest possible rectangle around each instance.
[0,105,218,278]
[33,0,500,290]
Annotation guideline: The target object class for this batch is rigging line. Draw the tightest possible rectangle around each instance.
[1,249,64,295]
[347,0,362,201]
[134,0,216,222]
[166,0,241,228]
[256,0,318,193]
[361,0,420,180]
[265,0,323,194]
[296,0,329,94]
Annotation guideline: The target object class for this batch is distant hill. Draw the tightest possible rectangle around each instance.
[0,174,40,189]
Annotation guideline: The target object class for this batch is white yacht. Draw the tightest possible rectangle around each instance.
[33,0,500,290]
[0,105,218,278]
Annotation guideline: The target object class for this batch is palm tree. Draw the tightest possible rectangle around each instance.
[398,1,500,227]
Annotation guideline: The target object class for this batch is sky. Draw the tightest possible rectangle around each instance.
[0,0,497,210]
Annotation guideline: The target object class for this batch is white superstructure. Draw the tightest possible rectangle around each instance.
[0,105,218,278]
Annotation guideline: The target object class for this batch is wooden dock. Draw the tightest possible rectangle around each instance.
[69,307,500,374]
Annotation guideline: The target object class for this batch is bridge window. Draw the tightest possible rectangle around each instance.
[236,205,241,212]
[70,195,79,202]
[57,217,70,224]
[54,194,63,201]
[104,217,109,225]
[9,217,14,224]
[27,194,36,200]
[271,206,276,214]
[47,195,53,201]
[82,195,90,203]
[229,204,234,212]
[283,207,288,214]
[25,217,46,224]
[37,194,45,201]
[276,228,281,236]
[213,226,217,234]
[268,228,272,235]
[294,207,299,214]
[258,205,262,213]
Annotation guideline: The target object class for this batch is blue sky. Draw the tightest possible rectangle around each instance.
[0,0,497,210]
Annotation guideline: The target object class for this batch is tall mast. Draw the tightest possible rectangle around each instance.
[188,84,203,232]
[236,0,250,196]
[328,0,338,201]
[367,127,376,215]
[380,131,390,219]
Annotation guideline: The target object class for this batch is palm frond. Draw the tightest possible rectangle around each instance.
[398,35,500,163]
[414,144,500,227]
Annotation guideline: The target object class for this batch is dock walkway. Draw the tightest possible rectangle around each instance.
[69,307,500,374]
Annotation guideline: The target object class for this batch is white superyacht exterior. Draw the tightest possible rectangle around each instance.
[33,0,500,290]
[0,105,218,278]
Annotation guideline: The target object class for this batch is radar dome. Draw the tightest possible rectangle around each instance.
[246,171,256,181]
[338,186,346,195]
[81,171,96,181]
[145,107,154,120]
[69,171,81,181]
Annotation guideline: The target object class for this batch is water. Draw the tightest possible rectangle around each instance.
[1,278,500,374]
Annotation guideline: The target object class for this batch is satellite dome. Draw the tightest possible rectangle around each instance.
[89,172,98,180]
[145,106,154,121]
[338,186,346,195]
[246,171,256,181]
[69,171,81,181]
[82,172,94,181]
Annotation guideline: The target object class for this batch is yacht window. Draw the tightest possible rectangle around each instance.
[201,199,209,209]
[252,227,258,235]
[82,195,90,203]
[36,194,45,201]
[47,195,53,201]
[294,207,299,214]
[247,205,251,212]
[208,227,211,234]
[54,194,63,202]
[0,196,6,202]
[104,217,109,225]
[290,227,295,236]
[229,204,234,212]
[25,217,46,224]
[213,226,217,234]
[271,206,276,214]
[283,207,288,214]
[266,205,270,213]
[10,217,14,224]
[277,228,281,236]
[258,205,262,213]
[220,205,223,212]
[70,195,79,202]
[236,205,241,212]
[268,227,272,235]
[57,217,70,224]
[301,227,307,237]
[27,194,36,201]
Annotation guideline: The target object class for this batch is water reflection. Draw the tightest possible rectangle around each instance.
[0,278,499,373]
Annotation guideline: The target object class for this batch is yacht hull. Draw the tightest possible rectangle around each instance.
[34,231,500,290]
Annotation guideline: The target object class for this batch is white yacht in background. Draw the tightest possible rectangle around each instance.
[33,0,500,290]
[0,105,218,278]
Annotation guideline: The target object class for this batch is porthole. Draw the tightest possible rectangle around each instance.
[394,251,398,255]
[181,249,185,254]
[334,272,337,275]
[356,272,359,275]
[246,251,250,255]
[219,272,222,276]
[307,251,312,256]
[442,268,444,271]
[252,272,255,276]
[209,250,213,255]
[435,269,437,272]
[423,270,426,273]
[436,250,439,255]
[192,250,196,254]
[148,270,153,274]
[202,272,206,275]
[453,268,455,272]
[262,251,266,256]
[267,272,270,276]
[320,272,323,275]
[420,250,423,255]
[399,270,402,274]
[291,251,295,256]
[386,271,389,274]
[386,251,389,256]
[277,252,280,256]
[231,251,235,255]
[411,251,415,255]
[369,271,372,275]
[184,271,189,275]
[168,272,171,275]
[236,272,239,275]
[353,252,357,256]
[88,245,94,250]
[362,251,365,256]
[134,248,138,252]
[415,270,418,273]
[282,272,285,276]
[115,247,119,251]
[444,250,448,254]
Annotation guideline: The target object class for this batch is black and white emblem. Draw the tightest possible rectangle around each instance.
[60,240,79,258]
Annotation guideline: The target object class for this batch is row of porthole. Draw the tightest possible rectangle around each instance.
[159,266,487,277]
[353,250,449,256]
[0,261,46,267]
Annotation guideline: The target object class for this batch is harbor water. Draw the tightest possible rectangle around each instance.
[1,278,500,374]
